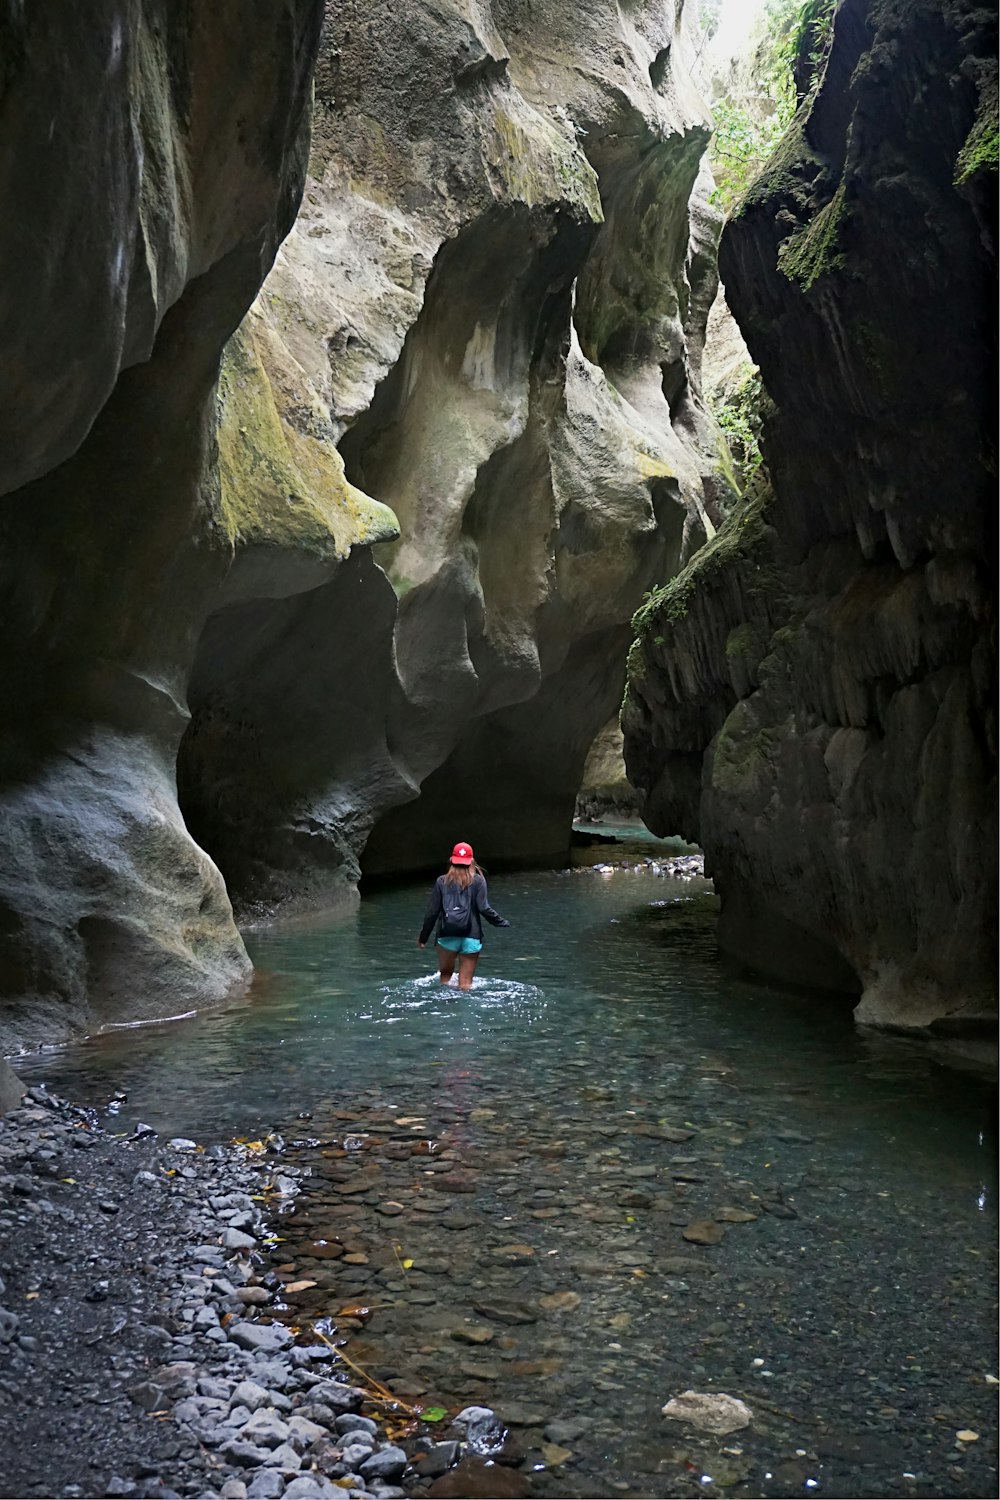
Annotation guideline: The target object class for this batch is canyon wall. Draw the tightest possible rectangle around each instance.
[623,0,997,1031]
[0,1,328,1052]
[176,0,731,908]
[0,0,726,1057]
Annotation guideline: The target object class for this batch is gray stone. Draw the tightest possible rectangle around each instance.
[219,1438,272,1467]
[334,1414,378,1437]
[310,1382,364,1413]
[222,1229,257,1252]
[230,1380,273,1413]
[247,1474,286,1500]
[242,1408,292,1449]
[280,1481,324,1500]
[340,1444,373,1471]
[199,1377,234,1401]
[359,1448,408,1483]
[228,1321,292,1353]
[264,1444,301,1472]
[287,1413,328,1449]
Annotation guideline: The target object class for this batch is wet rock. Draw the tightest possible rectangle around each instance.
[659,1256,717,1277]
[451,1324,495,1344]
[816,1431,900,1464]
[453,1407,506,1456]
[498,1401,547,1429]
[661,1391,752,1434]
[544,1418,588,1444]
[715,1207,757,1223]
[335,1414,378,1437]
[426,1458,531,1498]
[359,1447,408,1482]
[310,1381,365,1413]
[472,1299,537,1325]
[760,1196,798,1219]
[682,1220,724,1245]
[538,1291,581,1312]
[413,1440,460,1478]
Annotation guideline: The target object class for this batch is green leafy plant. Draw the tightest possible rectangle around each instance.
[710,369,765,485]
[707,0,838,214]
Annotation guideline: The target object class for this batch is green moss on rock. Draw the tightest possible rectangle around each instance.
[778,178,848,289]
[216,323,398,558]
[632,480,781,634]
[955,79,999,183]
[484,102,602,221]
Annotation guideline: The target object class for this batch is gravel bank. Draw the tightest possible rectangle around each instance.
[0,1087,506,1500]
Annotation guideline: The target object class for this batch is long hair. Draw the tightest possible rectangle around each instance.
[443,861,480,889]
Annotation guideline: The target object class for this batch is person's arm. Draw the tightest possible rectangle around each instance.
[475,875,510,928]
[418,879,442,946]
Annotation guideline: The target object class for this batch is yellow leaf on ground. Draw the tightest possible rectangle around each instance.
[283,1280,318,1293]
[402,1259,414,1270]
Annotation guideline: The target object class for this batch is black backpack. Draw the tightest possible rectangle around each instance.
[440,877,474,937]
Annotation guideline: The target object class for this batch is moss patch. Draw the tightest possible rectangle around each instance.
[216,322,398,558]
[955,79,999,183]
[631,480,782,634]
[778,178,848,289]
[484,103,602,221]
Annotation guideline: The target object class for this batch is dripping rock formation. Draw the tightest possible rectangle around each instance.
[624,0,997,1031]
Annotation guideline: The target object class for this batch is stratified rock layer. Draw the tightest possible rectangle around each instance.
[623,0,997,1030]
[0,1,326,1048]
[177,0,731,905]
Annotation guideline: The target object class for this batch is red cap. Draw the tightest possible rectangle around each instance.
[450,842,474,865]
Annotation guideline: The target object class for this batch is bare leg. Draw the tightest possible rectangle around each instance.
[457,952,480,991]
[435,944,458,986]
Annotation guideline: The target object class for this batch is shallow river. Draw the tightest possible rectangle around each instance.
[14,835,998,1499]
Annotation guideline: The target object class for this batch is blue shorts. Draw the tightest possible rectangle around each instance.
[436,936,483,954]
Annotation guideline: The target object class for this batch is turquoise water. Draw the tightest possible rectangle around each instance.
[13,857,998,1498]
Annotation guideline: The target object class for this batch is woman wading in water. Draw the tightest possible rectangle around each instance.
[418,842,510,990]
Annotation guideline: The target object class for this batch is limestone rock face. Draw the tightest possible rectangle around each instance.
[623,0,997,1030]
[177,0,730,904]
[0,1,325,1047]
[575,721,639,824]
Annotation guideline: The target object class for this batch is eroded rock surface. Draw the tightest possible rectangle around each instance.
[0,1,326,1048]
[176,0,731,906]
[623,0,997,1029]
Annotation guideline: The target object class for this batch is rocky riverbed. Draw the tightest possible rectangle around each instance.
[0,1087,513,1500]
